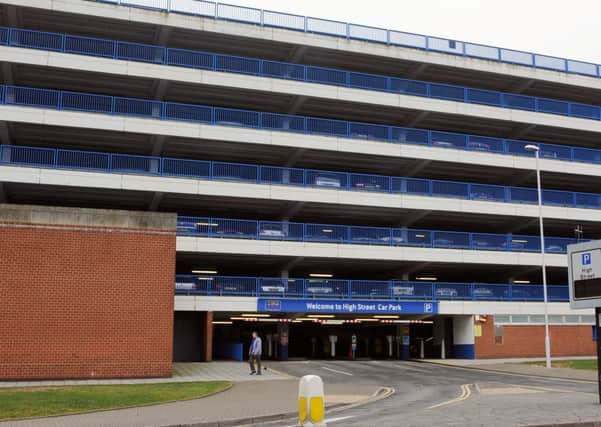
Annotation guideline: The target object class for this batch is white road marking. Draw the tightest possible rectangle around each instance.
[282,415,354,427]
[322,366,354,376]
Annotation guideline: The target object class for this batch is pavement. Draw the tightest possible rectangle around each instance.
[0,362,289,388]
[422,357,597,382]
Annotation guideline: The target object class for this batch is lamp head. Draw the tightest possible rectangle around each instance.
[524,144,540,153]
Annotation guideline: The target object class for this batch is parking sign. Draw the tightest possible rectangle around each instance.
[568,241,601,309]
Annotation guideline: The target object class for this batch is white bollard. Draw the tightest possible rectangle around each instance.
[298,375,326,427]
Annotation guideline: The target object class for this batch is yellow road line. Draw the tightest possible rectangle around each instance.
[427,384,473,409]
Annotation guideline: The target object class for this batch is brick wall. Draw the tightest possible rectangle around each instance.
[475,315,595,358]
[0,205,176,380]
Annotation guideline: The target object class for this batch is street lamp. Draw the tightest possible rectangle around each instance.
[524,143,551,369]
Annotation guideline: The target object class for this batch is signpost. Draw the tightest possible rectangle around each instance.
[567,240,601,403]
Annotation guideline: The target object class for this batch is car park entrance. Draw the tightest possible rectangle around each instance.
[211,313,438,361]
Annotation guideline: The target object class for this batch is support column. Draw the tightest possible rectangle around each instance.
[203,311,214,362]
[433,317,445,359]
[399,324,410,360]
[453,315,475,359]
[278,323,289,360]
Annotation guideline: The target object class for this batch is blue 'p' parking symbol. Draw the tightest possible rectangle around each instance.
[582,253,592,265]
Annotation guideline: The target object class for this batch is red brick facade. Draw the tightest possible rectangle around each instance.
[475,316,595,358]
[0,219,176,380]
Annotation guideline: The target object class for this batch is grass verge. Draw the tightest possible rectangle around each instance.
[525,359,597,370]
[0,381,231,420]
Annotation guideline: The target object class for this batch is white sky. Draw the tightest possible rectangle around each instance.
[227,0,601,64]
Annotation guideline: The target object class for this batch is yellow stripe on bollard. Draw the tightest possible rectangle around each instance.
[299,396,307,422]
[310,396,324,422]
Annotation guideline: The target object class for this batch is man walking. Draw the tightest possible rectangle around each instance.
[249,331,262,375]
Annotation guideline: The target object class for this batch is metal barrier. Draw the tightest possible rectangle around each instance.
[88,0,601,80]
[3,26,601,125]
[2,144,601,209]
[177,216,580,254]
[174,275,569,302]
[1,82,601,169]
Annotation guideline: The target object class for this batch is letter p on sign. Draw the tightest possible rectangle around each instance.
[583,253,592,265]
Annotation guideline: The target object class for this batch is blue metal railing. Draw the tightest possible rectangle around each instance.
[89,0,601,80]
[3,26,601,125]
[177,215,581,254]
[2,144,601,209]
[174,274,569,302]
[1,83,601,167]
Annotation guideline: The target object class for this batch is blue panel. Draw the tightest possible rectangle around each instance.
[258,298,438,314]
[213,342,244,361]
[453,344,475,359]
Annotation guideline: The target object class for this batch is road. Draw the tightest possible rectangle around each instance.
[267,360,601,427]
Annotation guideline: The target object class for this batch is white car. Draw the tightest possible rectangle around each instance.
[261,285,286,293]
[259,227,287,238]
[392,286,415,296]
[306,286,334,294]
[435,287,459,297]
[314,175,342,188]
[175,282,196,290]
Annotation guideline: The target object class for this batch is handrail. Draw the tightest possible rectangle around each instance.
[177,215,581,254]
[2,144,601,210]
[0,82,599,167]
[174,274,569,302]
[86,0,601,80]
[2,26,601,125]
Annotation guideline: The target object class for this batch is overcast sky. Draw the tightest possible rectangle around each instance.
[227,0,600,64]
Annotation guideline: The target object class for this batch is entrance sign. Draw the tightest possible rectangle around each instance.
[258,298,438,314]
[568,241,601,309]
[567,240,601,405]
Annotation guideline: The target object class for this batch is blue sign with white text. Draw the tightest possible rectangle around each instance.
[257,299,438,314]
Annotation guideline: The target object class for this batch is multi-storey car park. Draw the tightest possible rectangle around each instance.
[1,0,600,379]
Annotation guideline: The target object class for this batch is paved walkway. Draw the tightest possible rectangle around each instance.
[0,363,379,427]
[422,357,597,382]
[0,362,290,388]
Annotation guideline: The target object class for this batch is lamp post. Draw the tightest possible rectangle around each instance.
[524,143,551,369]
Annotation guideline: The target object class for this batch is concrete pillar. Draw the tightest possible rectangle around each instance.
[203,311,214,362]
[278,323,289,360]
[401,273,409,281]
[433,317,445,359]
[453,315,475,359]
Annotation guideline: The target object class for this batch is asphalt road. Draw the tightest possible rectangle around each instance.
[267,360,601,427]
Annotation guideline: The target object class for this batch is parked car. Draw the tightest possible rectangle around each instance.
[546,244,565,252]
[501,240,526,250]
[259,224,288,238]
[350,130,371,140]
[471,239,491,248]
[473,287,494,297]
[466,140,491,151]
[435,287,459,297]
[432,140,455,148]
[212,228,252,239]
[175,282,196,290]
[177,221,198,234]
[261,285,286,293]
[314,174,342,188]
[433,238,455,247]
[470,192,498,201]
[353,180,382,191]
[306,285,334,294]
[379,235,406,245]
[392,286,415,296]
[540,150,558,159]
